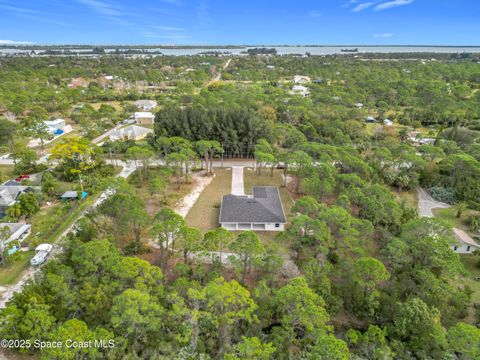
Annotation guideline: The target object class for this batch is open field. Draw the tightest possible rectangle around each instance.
[185,168,232,232]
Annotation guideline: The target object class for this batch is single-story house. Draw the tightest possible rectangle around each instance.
[0,185,38,217]
[44,119,66,133]
[134,100,157,111]
[290,85,310,97]
[384,119,393,126]
[294,75,311,84]
[0,223,31,246]
[134,112,155,125]
[109,125,153,141]
[451,228,480,254]
[219,186,287,232]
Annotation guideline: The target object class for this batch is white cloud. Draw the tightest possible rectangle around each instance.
[151,26,186,31]
[352,2,377,12]
[76,0,122,16]
[374,0,414,11]
[373,33,394,38]
[0,39,33,45]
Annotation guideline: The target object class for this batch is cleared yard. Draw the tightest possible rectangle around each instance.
[185,168,232,232]
[433,207,480,235]
[0,251,34,286]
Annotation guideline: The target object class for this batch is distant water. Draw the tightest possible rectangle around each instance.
[1,46,480,56]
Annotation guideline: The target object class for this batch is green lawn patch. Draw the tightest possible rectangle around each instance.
[0,251,34,286]
[433,207,479,234]
[392,187,419,209]
[185,168,232,233]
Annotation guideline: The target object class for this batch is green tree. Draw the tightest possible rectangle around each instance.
[230,231,265,283]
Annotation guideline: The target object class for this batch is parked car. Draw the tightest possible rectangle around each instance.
[15,174,30,182]
[30,243,53,266]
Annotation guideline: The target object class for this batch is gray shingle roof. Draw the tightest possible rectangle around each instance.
[0,186,34,207]
[219,186,286,224]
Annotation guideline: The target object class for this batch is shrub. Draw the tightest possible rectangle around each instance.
[428,186,457,204]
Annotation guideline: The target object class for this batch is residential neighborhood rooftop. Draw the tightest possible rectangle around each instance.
[219,186,286,224]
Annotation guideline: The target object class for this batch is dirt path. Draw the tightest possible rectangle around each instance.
[174,172,215,218]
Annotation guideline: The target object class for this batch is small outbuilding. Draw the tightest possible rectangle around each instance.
[134,112,155,125]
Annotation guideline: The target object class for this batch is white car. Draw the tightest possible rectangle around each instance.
[30,244,53,266]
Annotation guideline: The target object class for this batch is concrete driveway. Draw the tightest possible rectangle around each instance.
[231,166,245,195]
[417,187,450,217]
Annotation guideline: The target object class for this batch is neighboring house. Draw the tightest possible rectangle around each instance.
[294,75,311,84]
[451,228,480,254]
[44,119,66,133]
[219,186,287,231]
[134,112,155,125]
[366,116,377,123]
[0,185,37,217]
[109,125,153,141]
[0,223,31,246]
[384,119,393,126]
[134,100,157,111]
[290,85,310,97]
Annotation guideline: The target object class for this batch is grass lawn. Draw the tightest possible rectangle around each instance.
[433,207,480,235]
[392,187,419,209]
[459,254,480,323]
[0,164,15,178]
[185,168,232,233]
[0,251,34,286]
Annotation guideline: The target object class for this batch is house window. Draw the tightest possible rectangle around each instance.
[275,224,280,228]
[453,245,458,251]
[467,246,471,252]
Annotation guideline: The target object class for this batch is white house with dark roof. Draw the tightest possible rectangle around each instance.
[451,228,480,254]
[219,186,286,231]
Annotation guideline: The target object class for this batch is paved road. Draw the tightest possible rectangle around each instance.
[231,167,245,195]
[417,187,450,217]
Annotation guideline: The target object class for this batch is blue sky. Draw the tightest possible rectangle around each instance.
[0,0,479,45]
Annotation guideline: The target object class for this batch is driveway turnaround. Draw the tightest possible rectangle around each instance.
[417,187,450,217]
[231,166,245,195]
